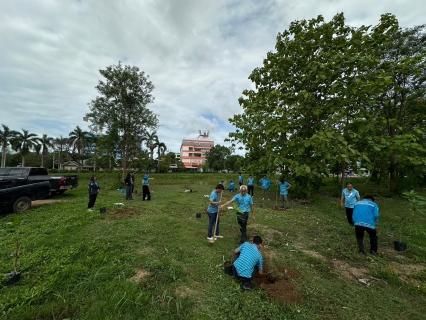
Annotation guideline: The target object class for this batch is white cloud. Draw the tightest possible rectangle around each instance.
[1,0,424,155]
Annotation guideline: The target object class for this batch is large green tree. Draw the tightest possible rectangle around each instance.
[12,129,41,167]
[0,124,18,167]
[87,62,158,181]
[205,145,232,171]
[364,25,426,192]
[229,13,399,197]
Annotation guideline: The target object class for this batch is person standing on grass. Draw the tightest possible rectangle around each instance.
[142,174,153,201]
[232,235,263,290]
[341,182,360,226]
[206,184,224,241]
[259,175,271,200]
[87,175,100,212]
[221,185,255,244]
[124,172,133,200]
[277,178,291,210]
[238,172,244,186]
[352,195,379,254]
[247,175,254,197]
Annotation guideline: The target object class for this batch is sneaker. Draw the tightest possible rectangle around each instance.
[88,209,93,212]
[207,237,215,241]
[215,235,224,238]
[262,198,264,200]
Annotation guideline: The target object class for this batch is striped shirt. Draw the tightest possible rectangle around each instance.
[234,243,263,278]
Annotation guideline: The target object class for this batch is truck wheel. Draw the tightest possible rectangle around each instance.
[13,196,32,213]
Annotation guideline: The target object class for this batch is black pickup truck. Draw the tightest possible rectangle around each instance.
[0,167,79,195]
[0,181,51,213]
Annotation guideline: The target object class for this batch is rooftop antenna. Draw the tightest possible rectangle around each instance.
[197,130,209,139]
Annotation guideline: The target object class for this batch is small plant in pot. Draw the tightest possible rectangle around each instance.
[7,239,21,286]
[396,190,426,251]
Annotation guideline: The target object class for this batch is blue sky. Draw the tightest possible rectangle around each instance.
[1,0,424,154]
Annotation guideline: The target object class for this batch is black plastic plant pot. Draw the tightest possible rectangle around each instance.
[196,213,201,218]
[224,261,233,276]
[6,272,21,286]
[394,241,407,251]
[100,207,106,214]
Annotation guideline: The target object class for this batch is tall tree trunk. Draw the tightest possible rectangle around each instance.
[341,163,346,191]
[1,146,6,167]
[389,153,398,192]
[22,156,25,167]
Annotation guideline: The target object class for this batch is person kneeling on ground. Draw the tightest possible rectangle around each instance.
[352,195,379,254]
[232,236,263,290]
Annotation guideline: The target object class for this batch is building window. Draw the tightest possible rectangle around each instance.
[189,147,193,151]
[189,153,193,156]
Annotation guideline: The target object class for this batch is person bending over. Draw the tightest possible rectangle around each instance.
[352,195,379,254]
[232,236,263,290]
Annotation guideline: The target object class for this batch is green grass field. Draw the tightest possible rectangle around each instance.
[1,173,425,319]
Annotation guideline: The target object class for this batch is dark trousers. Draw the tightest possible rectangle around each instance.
[207,212,219,237]
[355,226,378,253]
[232,252,259,285]
[345,207,354,226]
[126,185,133,200]
[248,185,254,196]
[88,193,97,209]
[142,185,151,200]
[237,212,249,243]
[239,181,243,186]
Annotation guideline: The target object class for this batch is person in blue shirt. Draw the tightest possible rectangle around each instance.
[142,174,153,201]
[228,180,235,192]
[352,195,379,254]
[259,175,271,200]
[87,175,100,212]
[221,185,255,244]
[232,236,263,290]
[238,172,244,186]
[247,175,255,197]
[277,178,291,209]
[207,184,224,241]
[341,182,360,226]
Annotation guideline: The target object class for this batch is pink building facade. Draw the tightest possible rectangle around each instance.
[180,138,214,169]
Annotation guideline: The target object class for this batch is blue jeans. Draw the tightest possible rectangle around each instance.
[208,212,219,237]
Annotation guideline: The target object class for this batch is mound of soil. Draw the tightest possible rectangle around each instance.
[270,206,288,212]
[254,265,302,304]
[105,207,143,220]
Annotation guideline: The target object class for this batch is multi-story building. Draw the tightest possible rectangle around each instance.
[180,133,214,169]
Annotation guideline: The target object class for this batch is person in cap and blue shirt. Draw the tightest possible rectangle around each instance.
[142,174,154,201]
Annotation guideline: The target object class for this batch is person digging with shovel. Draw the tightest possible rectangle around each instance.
[221,185,255,244]
[232,235,263,290]
[207,184,224,242]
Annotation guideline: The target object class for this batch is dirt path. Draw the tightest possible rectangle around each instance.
[31,199,63,208]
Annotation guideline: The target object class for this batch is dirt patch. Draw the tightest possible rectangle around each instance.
[128,269,150,283]
[106,207,143,220]
[302,250,327,261]
[254,265,302,304]
[270,206,288,212]
[331,259,368,279]
[249,224,284,243]
[31,199,63,208]
[390,262,425,275]
[175,285,197,298]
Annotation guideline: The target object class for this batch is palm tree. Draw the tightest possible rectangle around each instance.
[157,141,167,161]
[69,126,89,169]
[39,134,54,168]
[54,135,68,169]
[12,129,41,167]
[0,124,18,167]
[144,131,159,161]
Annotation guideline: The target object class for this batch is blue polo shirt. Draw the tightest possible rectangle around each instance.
[239,175,244,183]
[353,199,379,229]
[234,242,263,278]
[232,193,253,213]
[207,189,220,213]
[247,177,254,186]
[278,182,291,195]
[259,178,270,190]
[342,188,360,208]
